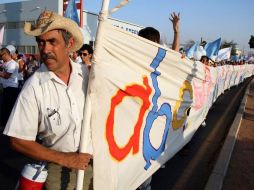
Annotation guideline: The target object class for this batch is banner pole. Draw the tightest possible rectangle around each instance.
[101,0,110,13]
[76,0,110,190]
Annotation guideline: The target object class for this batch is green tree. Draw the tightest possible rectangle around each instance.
[248,35,254,48]
[184,40,195,50]
[221,40,238,55]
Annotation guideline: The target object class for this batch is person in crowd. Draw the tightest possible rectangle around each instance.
[16,52,26,89]
[70,51,82,64]
[79,44,93,70]
[138,12,180,52]
[0,47,19,126]
[24,54,39,80]
[3,10,92,190]
[200,55,210,66]
[138,26,160,44]
[6,46,26,89]
[200,55,215,67]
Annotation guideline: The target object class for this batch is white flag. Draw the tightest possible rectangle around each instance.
[0,25,4,46]
[216,47,232,61]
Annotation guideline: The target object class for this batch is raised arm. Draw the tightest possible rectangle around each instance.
[169,12,180,52]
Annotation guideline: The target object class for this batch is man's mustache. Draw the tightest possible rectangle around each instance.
[41,54,56,60]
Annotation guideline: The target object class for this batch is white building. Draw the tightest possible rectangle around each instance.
[0,0,143,54]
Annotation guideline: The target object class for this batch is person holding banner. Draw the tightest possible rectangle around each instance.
[3,10,93,190]
[200,55,210,66]
[138,12,180,190]
[138,12,180,52]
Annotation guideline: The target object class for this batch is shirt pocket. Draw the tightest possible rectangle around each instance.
[43,110,69,145]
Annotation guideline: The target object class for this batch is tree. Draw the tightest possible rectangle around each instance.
[248,35,254,48]
[183,40,195,50]
[221,40,238,55]
[200,40,207,47]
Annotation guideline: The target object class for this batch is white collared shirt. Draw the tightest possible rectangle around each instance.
[1,59,19,88]
[74,56,82,64]
[3,60,89,152]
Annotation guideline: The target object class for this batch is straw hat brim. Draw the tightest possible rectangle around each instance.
[24,13,83,52]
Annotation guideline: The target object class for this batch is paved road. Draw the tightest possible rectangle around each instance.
[0,78,251,190]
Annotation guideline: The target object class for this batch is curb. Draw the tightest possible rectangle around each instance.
[204,78,253,190]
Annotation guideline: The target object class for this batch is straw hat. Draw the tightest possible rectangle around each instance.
[24,10,83,52]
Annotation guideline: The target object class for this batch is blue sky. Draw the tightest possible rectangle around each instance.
[85,0,254,53]
[2,0,254,53]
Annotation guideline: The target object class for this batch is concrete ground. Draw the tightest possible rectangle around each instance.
[222,79,254,190]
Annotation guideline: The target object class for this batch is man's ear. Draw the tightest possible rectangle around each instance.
[67,37,75,49]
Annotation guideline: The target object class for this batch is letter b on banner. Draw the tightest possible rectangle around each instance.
[143,48,172,170]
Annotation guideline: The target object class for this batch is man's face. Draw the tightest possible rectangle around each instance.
[0,51,9,62]
[80,50,92,65]
[72,52,78,59]
[11,53,18,60]
[201,57,209,65]
[36,30,73,72]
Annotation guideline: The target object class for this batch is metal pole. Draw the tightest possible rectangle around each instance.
[80,0,83,27]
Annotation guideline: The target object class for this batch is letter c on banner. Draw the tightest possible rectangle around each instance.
[106,77,152,161]
[172,80,193,130]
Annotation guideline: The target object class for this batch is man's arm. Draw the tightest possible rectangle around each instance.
[10,137,92,170]
[18,60,26,73]
[0,71,12,79]
[170,12,180,52]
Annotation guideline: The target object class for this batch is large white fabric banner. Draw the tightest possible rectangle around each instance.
[85,21,254,190]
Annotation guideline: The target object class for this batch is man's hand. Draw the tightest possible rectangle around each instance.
[59,152,93,170]
[10,137,93,170]
[169,12,180,52]
[169,12,180,34]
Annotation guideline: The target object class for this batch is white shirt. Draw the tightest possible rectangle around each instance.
[1,59,19,88]
[74,56,82,64]
[3,60,89,152]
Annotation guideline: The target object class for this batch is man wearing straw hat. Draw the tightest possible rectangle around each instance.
[3,10,93,189]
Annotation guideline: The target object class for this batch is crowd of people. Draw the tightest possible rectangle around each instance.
[0,46,40,126]
[0,8,253,190]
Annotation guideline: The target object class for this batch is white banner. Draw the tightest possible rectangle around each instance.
[84,21,254,190]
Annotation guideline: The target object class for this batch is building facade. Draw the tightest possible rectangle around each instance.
[0,0,143,54]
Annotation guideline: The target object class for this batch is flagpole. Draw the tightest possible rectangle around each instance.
[76,1,110,190]
[80,0,83,27]
[93,0,110,50]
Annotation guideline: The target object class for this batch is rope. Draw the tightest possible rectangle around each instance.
[109,0,130,14]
